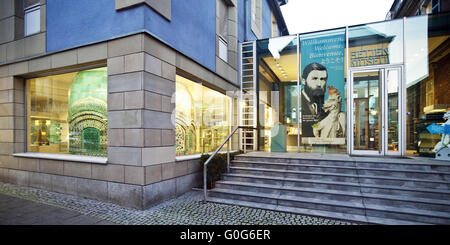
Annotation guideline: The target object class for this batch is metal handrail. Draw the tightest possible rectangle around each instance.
[203,126,257,203]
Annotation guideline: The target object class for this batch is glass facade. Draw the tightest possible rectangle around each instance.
[405,14,450,156]
[251,12,450,157]
[26,67,108,157]
[175,75,232,156]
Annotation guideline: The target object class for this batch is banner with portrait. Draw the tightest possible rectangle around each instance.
[300,33,346,145]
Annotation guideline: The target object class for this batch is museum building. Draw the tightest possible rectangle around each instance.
[0,0,449,212]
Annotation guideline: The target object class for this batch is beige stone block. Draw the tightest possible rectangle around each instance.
[108,128,124,147]
[161,61,176,81]
[124,90,144,109]
[14,103,24,116]
[187,159,201,174]
[92,164,124,183]
[108,72,143,93]
[0,155,18,169]
[161,162,176,180]
[108,110,143,128]
[40,4,46,32]
[145,0,171,20]
[0,44,6,63]
[0,90,14,103]
[29,56,52,73]
[144,91,162,111]
[115,0,142,10]
[13,77,24,90]
[124,166,145,185]
[24,32,46,57]
[77,42,107,63]
[0,129,13,142]
[161,95,173,113]
[39,159,64,175]
[51,49,77,69]
[145,164,162,184]
[142,146,175,166]
[143,110,173,129]
[0,66,8,78]
[0,142,14,154]
[0,117,14,129]
[14,117,24,130]
[108,92,124,110]
[144,129,161,147]
[144,53,161,76]
[6,39,24,61]
[0,77,13,90]
[63,161,92,178]
[0,103,14,116]
[174,161,188,177]
[161,129,175,146]
[14,89,24,103]
[143,72,175,96]
[107,147,142,166]
[143,35,175,65]
[14,142,24,153]
[125,52,144,73]
[108,34,143,58]
[124,128,144,147]
[8,61,28,76]
[107,56,124,76]
[14,129,24,143]
[18,158,39,172]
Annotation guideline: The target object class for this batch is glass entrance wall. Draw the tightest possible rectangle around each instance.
[404,14,450,157]
[257,35,298,152]
[251,12,450,156]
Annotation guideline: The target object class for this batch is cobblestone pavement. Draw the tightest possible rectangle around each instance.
[0,183,356,225]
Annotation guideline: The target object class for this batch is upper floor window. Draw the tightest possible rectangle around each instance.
[24,0,40,36]
[271,14,278,37]
[251,0,262,38]
[218,0,229,62]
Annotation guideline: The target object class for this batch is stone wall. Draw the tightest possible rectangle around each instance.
[0,32,236,209]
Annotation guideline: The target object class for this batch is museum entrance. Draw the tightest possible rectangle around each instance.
[349,66,404,156]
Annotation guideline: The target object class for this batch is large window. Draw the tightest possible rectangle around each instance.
[26,68,108,157]
[175,75,232,155]
[405,14,450,157]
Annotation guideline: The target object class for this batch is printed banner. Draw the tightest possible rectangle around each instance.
[300,34,346,145]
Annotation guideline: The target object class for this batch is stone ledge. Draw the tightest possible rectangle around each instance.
[12,152,107,164]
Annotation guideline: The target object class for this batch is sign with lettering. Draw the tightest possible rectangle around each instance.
[351,48,389,67]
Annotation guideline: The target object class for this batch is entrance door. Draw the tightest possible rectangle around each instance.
[349,66,403,156]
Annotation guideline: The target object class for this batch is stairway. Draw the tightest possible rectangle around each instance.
[207,154,450,225]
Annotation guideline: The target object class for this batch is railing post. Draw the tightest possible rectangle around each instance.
[227,141,230,173]
[203,163,207,203]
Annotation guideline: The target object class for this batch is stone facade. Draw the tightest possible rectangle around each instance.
[0,32,238,209]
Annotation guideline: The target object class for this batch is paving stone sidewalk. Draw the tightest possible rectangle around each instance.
[0,182,356,225]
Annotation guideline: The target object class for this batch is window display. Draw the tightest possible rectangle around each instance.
[175,75,232,156]
[26,67,108,157]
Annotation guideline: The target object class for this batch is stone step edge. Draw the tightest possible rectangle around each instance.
[223,173,450,194]
[216,180,450,205]
[206,197,432,225]
[232,160,450,175]
[234,155,450,167]
[209,188,450,219]
[229,166,450,184]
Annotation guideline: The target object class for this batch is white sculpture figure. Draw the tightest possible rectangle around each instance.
[433,111,450,161]
[313,86,346,138]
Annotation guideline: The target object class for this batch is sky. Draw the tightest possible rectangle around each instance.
[280,0,395,34]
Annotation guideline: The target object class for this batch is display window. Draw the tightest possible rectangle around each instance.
[175,75,232,156]
[26,67,108,157]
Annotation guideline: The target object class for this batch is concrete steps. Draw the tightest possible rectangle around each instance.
[207,155,450,225]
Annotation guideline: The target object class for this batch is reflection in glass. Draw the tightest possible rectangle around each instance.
[175,75,231,156]
[349,19,403,67]
[387,69,399,152]
[27,68,108,156]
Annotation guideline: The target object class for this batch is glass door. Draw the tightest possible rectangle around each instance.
[349,67,403,156]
